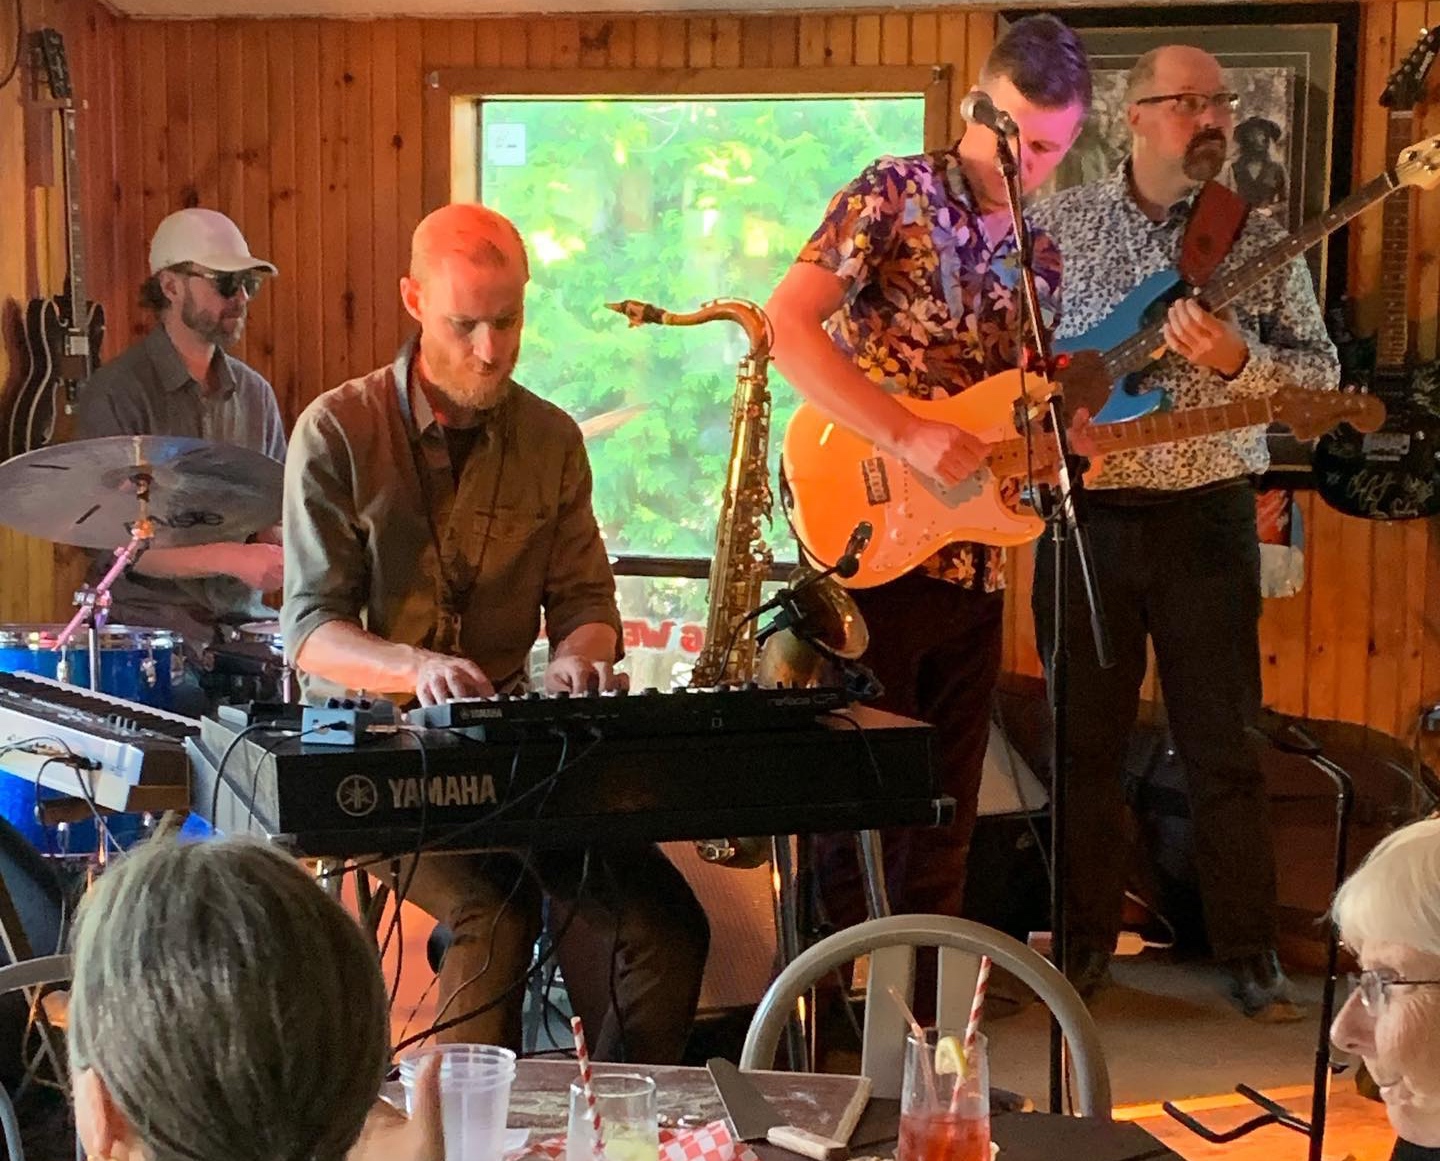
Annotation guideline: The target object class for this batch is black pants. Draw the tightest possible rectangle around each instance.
[1031,482,1278,961]
[815,572,1005,928]
[392,843,709,1063]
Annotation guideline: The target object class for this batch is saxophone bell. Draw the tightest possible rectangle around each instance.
[756,567,870,689]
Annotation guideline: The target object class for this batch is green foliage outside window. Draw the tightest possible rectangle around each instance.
[481,97,924,564]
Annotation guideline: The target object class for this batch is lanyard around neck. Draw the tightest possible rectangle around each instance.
[392,337,510,655]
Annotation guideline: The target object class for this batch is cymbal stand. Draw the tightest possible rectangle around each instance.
[50,473,154,870]
[53,471,156,692]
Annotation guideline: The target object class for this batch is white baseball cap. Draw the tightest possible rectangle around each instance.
[148,208,279,276]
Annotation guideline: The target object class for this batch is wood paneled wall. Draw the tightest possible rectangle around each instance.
[10,2,1440,752]
[0,0,124,620]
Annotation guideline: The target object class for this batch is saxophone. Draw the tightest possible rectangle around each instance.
[607,298,775,687]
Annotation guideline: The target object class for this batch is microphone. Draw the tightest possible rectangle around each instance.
[960,91,1019,138]
[752,521,874,647]
[834,520,874,580]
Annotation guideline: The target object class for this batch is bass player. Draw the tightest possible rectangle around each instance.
[1029,44,1339,1019]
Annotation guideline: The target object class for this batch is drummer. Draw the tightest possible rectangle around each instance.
[73,209,286,713]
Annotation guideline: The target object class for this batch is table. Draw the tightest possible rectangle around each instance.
[510,1061,1183,1161]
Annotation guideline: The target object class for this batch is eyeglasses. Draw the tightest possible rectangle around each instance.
[180,267,265,299]
[1347,969,1440,1013]
[1132,91,1241,118]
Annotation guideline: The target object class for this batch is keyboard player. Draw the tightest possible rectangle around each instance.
[281,203,707,1062]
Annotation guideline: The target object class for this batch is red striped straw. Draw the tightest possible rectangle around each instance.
[570,1015,606,1159]
[950,956,992,1113]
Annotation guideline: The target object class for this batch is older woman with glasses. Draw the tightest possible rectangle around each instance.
[1332,817,1440,1160]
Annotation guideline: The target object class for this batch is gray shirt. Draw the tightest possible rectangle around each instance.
[72,326,287,650]
[282,340,622,702]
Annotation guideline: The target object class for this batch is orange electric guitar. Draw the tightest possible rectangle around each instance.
[781,385,1384,588]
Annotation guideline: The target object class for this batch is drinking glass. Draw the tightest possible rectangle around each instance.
[898,1030,990,1161]
[565,1072,660,1161]
[399,1043,517,1161]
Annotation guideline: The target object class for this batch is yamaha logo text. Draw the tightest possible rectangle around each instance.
[388,774,499,810]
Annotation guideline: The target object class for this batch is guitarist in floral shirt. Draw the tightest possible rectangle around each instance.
[765,14,1090,945]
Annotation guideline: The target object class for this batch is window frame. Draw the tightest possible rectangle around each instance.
[420,64,950,579]
[422,64,953,209]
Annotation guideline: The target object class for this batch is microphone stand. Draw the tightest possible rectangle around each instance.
[991,130,1112,1114]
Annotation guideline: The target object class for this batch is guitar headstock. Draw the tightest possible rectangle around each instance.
[33,28,71,103]
[1272,388,1387,439]
[1395,134,1440,190]
[1383,26,1440,111]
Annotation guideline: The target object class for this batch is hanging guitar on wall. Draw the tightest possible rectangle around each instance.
[10,28,105,459]
[1314,26,1440,520]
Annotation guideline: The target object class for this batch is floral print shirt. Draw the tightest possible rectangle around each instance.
[797,146,1063,590]
[1030,162,1339,489]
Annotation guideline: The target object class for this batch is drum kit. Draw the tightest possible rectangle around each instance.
[0,433,288,712]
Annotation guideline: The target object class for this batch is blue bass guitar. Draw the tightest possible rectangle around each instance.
[1054,137,1440,423]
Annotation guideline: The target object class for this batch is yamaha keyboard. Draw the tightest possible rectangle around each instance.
[0,670,198,812]
[191,694,941,856]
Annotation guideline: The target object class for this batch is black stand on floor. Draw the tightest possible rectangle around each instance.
[1161,718,1353,1161]
[988,128,1113,1115]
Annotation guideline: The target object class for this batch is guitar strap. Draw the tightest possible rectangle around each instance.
[1179,180,1250,287]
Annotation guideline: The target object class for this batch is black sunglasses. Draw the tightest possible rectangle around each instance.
[180,267,266,299]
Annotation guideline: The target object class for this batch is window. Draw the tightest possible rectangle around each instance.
[438,70,941,684]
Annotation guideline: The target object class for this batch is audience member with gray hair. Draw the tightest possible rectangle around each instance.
[1332,818,1440,1160]
[67,836,422,1161]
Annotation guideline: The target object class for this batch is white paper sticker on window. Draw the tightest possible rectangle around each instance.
[486,123,527,167]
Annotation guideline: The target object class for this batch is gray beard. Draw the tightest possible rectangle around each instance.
[180,290,243,349]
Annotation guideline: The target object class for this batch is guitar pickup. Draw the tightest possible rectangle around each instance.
[860,457,890,505]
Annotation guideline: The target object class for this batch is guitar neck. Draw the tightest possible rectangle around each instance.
[60,106,87,320]
[1100,172,1398,382]
[1376,112,1415,374]
[989,396,1274,478]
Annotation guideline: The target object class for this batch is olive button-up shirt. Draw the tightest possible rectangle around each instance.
[282,346,622,700]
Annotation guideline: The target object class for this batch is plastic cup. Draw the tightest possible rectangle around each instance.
[898,1030,990,1161]
[565,1072,659,1161]
[399,1044,517,1161]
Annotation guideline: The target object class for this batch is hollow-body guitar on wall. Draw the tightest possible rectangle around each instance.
[1313,27,1440,521]
[781,137,1440,587]
[11,29,105,459]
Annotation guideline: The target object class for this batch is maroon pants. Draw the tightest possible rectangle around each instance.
[814,572,1005,929]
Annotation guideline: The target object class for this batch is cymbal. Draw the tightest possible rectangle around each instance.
[0,435,283,549]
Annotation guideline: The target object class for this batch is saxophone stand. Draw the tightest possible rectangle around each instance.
[752,528,891,1070]
[1160,717,1354,1161]
[992,128,1113,1115]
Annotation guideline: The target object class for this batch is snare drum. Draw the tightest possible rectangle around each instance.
[206,620,292,703]
[236,620,284,653]
[0,624,180,710]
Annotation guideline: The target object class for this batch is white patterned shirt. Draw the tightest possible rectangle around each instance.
[1030,162,1339,490]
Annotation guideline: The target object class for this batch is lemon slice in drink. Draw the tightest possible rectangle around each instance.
[933,1034,967,1077]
